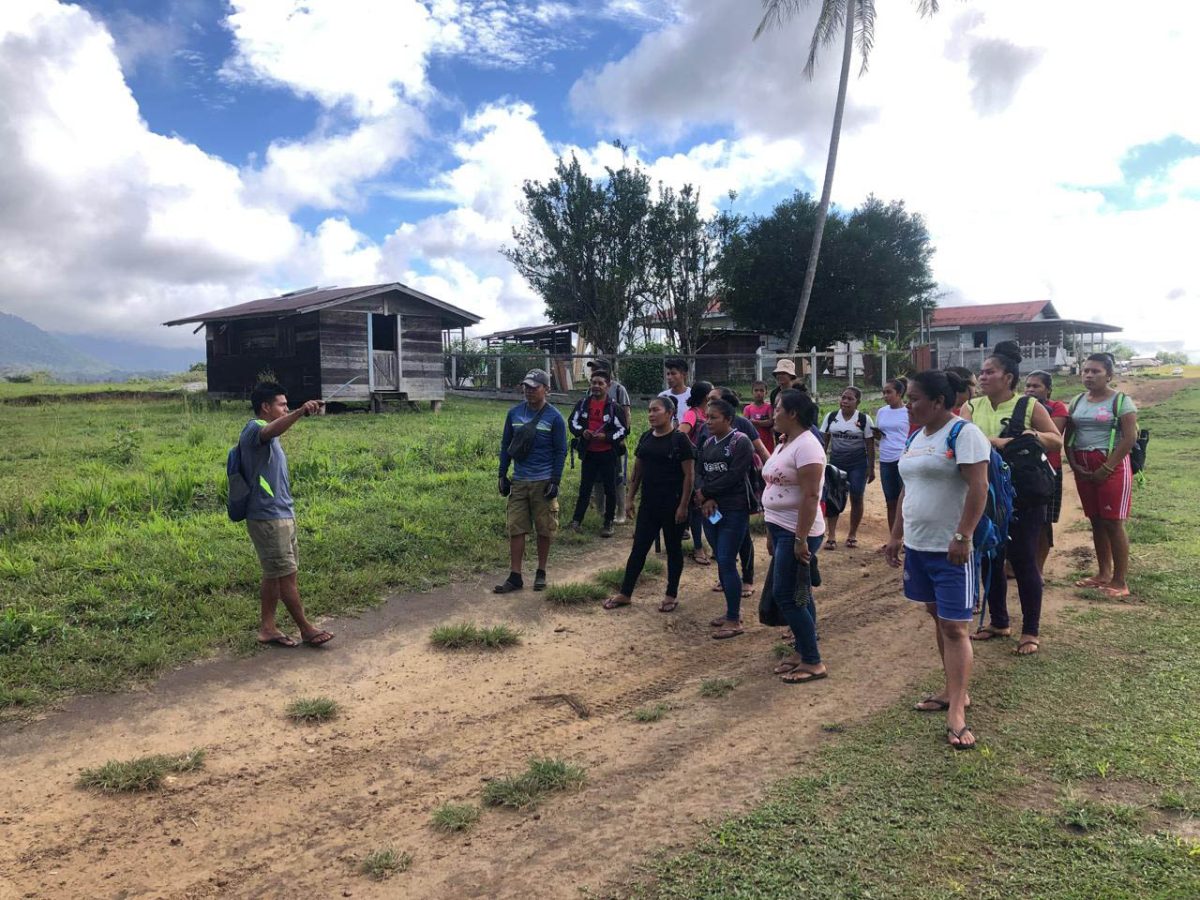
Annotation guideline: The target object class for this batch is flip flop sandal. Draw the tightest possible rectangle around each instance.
[711,582,725,592]
[710,615,742,627]
[970,626,1011,641]
[603,596,632,610]
[845,538,858,548]
[257,634,298,648]
[825,540,838,550]
[711,627,745,640]
[658,598,679,613]
[741,586,755,598]
[914,696,949,712]
[1074,577,1109,588]
[781,668,828,684]
[692,551,711,566]
[773,659,803,675]
[1098,586,1131,598]
[303,631,334,647]
[1013,639,1040,656]
[947,726,976,751]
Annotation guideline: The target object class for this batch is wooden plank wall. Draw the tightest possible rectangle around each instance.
[318,310,371,399]
[205,313,322,403]
[398,314,444,401]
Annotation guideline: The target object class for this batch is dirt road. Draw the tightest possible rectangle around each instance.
[1,378,1183,899]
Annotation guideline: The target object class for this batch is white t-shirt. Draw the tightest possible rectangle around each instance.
[898,418,991,552]
[762,431,826,537]
[875,405,911,463]
[658,387,691,421]
[822,409,875,467]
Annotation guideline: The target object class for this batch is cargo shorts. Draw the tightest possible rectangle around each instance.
[247,517,299,578]
[506,479,559,538]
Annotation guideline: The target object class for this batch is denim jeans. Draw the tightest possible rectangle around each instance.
[768,523,821,664]
[702,509,750,621]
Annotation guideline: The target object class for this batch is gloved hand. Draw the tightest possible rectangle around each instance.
[498,474,511,497]
[543,480,560,500]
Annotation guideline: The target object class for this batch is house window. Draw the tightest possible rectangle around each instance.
[972,330,989,348]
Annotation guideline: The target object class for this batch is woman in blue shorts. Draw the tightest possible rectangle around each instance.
[820,387,875,548]
[884,370,989,751]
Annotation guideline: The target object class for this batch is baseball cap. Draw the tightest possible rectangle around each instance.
[772,358,797,377]
[521,369,551,388]
[586,358,612,372]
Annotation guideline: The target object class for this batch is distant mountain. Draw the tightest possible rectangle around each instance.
[54,332,203,374]
[0,311,112,378]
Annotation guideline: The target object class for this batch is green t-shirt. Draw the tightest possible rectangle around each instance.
[966,394,1035,440]
[1070,393,1137,451]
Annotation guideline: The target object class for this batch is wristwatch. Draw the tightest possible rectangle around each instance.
[953,532,968,544]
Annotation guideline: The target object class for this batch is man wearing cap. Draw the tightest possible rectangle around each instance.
[496,369,568,593]
[586,359,632,523]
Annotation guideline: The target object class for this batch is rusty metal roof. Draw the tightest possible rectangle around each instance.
[163,283,482,328]
[930,301,1053,327]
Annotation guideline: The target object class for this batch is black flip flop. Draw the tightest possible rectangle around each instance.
[257,634,298,648]
[947,725,976,751]
[781,669,828,684]
[303,631,334,647]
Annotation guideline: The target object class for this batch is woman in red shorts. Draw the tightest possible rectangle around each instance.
[1064,353,1138,598]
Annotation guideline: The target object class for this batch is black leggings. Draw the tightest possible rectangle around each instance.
[985,504,1046,637]
[572,449,618,525]
[621,495,685,598]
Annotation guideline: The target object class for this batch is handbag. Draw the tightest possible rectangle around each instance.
[507,404,548,462]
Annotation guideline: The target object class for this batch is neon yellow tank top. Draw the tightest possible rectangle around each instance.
[967,394,1034,439]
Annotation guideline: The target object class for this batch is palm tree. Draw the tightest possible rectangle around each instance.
[756,0,941,354]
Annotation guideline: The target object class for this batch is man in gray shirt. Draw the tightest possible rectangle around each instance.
[238,382,333,648]
[587,359,632,523]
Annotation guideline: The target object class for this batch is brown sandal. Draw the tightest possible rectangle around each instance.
[711,615,742,627]
[781,667,827,684]
[1013,639,1040,656]
[711,626,745,640]
[658,597,679,613]
[603,596,632,610]
[970,626,1011,642]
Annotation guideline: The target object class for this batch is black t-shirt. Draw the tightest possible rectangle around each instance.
[636,429,693,503]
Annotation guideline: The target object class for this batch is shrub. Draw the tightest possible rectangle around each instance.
[285,697,340,723]
[620,342,672,395]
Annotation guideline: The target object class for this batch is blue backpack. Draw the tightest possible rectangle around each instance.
[226,443,251,522]
[906,421,1015,622]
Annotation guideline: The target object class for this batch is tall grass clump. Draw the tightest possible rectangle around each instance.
[429,622,520,650]
[430,803,480,833]
[483,757,587,810]
[77,748,205,793]
[544,582,607,605]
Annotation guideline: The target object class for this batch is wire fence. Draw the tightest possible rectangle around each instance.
[444,349,923,401]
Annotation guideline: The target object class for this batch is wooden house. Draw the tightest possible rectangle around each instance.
[164,283,481,409]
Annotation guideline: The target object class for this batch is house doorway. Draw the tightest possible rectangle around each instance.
[371,313,399,390]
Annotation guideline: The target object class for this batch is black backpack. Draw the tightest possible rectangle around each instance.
[823,410,868,433]
[1000,395,1056,509]
[822,464,850,515]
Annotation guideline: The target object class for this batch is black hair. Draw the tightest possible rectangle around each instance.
[718,387,740,407]
[687,380,713,408]
[945,365,975,383]
[988,341,1023,391]
[885,377,908,397]
[777,388,818,429]
[841,386,862,402]
[706,398,735,422]
[665,356,688,373]
[910,369,962,410]
[649,395,675,415]
[590,369,611,383]
[1027,369,1053,394]
[1085,352,1115,377]
[250,381,286,416]
[752,379,767,389]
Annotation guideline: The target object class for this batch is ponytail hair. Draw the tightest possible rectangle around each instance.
[886,376,907,397]
[911,369,961,410]
[988,341,1023,391]
[778,388,818,429]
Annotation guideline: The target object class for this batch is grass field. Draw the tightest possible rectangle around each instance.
[0,394,612,712]
[633,386,1200,898]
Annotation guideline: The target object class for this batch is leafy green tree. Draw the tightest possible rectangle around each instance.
[1105,341,1134,361]
[1155,350,1189,366]
[504,153,652,354]
[718,192,936,349]
[755,0,943,353]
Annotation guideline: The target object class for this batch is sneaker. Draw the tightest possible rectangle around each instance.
[493,578,523,594]
[614,513,627,525]
[568,521,582,533]
[600,522,614,538]
[533,570,548,591]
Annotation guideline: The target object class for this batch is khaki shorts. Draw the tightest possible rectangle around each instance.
[247,518,299,578]
[506,479,559,538]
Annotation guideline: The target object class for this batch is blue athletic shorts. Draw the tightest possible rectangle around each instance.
[879,460,903,503]
[903,548,976,621]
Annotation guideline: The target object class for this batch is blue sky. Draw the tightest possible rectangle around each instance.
[1,0,1198,356]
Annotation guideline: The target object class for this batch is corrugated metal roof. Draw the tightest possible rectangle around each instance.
[930,301,1052,327]
[478,322,578,341]
[162,282,481,328]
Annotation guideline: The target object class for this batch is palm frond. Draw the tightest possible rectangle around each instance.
[754,0,813,40]
[855,0,877,76]
[804,0,848,79]
[914,0,940,17]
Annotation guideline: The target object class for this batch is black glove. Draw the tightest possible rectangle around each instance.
[543,481,559,500]
[498,474,511,497]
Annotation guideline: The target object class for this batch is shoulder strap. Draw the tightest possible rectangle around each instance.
[1006,395,1032,438]
[946,420,968,459]
[905,428,920,450]
[823,410,836,430]
[1065,393,1085,448]
[857,411,867,431]
[1106,393,1126,454]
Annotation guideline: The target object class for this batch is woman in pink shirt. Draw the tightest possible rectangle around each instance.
[762,388,827,683]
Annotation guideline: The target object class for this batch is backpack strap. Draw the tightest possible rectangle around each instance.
[823,410,836,431]
[1065,392,1086,449]
[1004,395,1033,439]
[1106,392,1126,454]
[946,420,968,461]
[857,411,867,432]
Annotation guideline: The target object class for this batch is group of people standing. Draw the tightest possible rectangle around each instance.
[490,346,1139,750]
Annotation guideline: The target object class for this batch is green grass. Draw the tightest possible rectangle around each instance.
[482,757,587,810]
[632,702,670,723]
[430,802,480,833]
[697,677,739,699]
[429,621,521,650]
[633,386,1200,899]
[359,847,411,880]
[594,559,663,591]
[543,581,608,605]
[0,395,624,714]
[285,696,339,723]
[77,748,205,792]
